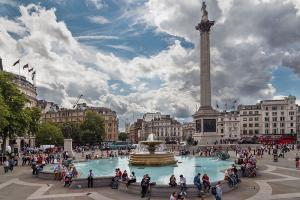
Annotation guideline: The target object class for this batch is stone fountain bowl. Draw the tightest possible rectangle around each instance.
[140,140,164,145]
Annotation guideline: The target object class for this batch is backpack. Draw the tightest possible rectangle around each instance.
[211,186,217,195]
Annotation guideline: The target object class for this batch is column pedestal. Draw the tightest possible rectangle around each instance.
[64,139,74,156]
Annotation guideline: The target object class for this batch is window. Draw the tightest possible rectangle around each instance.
[289,112,295,115]
[249,130,253,134]
[243,118,247,121]
[272,117,277,122]
[265,117,269,121]
[255,130,259,134]
[280,123,285,127]
[265,123,269,128]
[249,111,253,115]
[265,129,269,134]
[291,129,294,133]
[272,106,277,110]
[280,129,285,134]
[273,129,277,134]
[255,117,259,121]
[280,117,285,121]
[243,130,247,134]
[281,112,284,115]
[290,116,293,120]
[243,111,247,115]
[265,112,269,116]
[291,123,294,127]
[255,111,259,115]
[249,123,253,127]
[272,112,277,116]
[249,118,253,121]
[266,107,269,110]
[281,106,284,110]
[243,124,247,127]
[255,123,259,127]
[221,129,224,133]
[273,123,277,127]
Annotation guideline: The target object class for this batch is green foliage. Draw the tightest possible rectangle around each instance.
[25,107,41,136]
[0,72,31,153]
[36,122,64,146]
[80,111,105,145]
[118,132,128,141]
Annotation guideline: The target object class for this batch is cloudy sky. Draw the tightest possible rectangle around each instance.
[1,0,300,130]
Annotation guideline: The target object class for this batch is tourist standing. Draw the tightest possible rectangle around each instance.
[215,181,222,200]
[179,174,187,196]
[296,153,299,169]
[3,159,9,173]
[87,169,94,188]
[141,175,150,198]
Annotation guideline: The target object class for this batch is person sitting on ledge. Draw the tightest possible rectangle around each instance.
[122,170,128,181]
[126,171,136,187]
[194,173,202,197]
[202,173,211,192]
[169,174,177,187]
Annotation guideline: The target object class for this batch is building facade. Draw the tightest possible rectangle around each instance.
[182,122,195,141]
[13,74,37,108]
[260,96,297,136]
[217,111,241,140]
[40,103,119,141]
[237,104,262,137]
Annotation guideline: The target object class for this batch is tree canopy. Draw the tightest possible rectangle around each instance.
[118,132,128,141]
[80,111,105,145]
[36,122,63,146]
[0,72,31,153]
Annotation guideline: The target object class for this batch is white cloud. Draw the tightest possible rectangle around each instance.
[106,44,135,52]
[86,0,106,10]
[75,35,118,40]
[88,16,110,24]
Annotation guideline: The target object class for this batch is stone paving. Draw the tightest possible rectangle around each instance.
[0,150,299,200]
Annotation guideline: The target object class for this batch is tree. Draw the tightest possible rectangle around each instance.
[0,72,31,154]
[118,132,128,141]
[36,123,64,146]
[25,107,41,136]
[80,111,105,145]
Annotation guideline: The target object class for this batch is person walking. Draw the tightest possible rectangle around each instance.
[215,181,222,200]
[87,169,94,188]
[296,153,299,169]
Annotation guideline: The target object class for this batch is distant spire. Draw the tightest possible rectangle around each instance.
[0,57,3,71]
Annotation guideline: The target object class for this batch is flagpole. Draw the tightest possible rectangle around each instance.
[18,61,20,76]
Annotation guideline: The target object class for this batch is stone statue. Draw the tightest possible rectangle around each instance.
[201,2,208,18]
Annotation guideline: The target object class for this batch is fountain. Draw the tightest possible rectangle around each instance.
[129,134,177,166]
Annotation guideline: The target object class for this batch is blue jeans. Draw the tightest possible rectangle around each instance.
[215,195,221,200]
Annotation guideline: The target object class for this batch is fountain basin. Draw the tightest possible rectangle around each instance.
[129,152,177,166]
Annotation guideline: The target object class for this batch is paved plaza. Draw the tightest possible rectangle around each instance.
[0,150,299,200]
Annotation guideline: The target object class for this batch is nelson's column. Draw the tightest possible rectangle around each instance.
[193,2,220,144]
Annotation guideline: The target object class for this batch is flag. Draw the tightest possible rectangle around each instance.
[28,67,34,72]
[32,71,36,80]
[12,59,20,67]
[23,64,29,69]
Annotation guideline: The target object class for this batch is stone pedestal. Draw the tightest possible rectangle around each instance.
[64,139,73,156]
[193,106,220,145]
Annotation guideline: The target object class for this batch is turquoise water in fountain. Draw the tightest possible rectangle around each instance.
[75,156,233,184]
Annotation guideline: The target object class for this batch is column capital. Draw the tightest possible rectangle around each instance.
[195,20,215,32]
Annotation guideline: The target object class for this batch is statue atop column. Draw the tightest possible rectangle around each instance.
[196,1,214,32]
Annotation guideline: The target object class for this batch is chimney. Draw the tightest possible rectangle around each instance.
[0,57,3,71]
